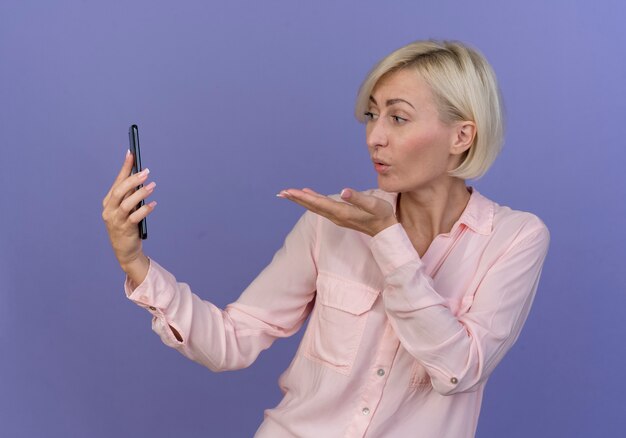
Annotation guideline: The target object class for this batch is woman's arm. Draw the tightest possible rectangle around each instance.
[274,186,550,395]
[102,151,157,286]
[125,211,319,372]
[370,219,550,395]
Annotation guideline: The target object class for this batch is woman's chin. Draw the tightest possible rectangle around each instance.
[377,178,403,193]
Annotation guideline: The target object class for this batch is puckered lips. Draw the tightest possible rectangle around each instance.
[372,157,391,174]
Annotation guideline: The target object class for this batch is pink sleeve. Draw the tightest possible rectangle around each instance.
[125,211,319,371]
[369,221,550,395]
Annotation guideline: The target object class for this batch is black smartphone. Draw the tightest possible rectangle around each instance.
[128,124,148,240]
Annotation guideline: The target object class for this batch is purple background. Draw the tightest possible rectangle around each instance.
[2,1,624,437]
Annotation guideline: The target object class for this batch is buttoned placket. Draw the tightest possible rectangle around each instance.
[344,321,401,437]
[344,222,468,437]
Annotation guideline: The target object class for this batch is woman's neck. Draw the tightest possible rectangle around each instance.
[397,177,471,242]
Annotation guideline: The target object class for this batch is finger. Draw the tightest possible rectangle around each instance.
[301,188,325,198]
[108,168,151,208]
[281,189,354,220]
[119,181,156,215]
[128,201,157,224]
[103,150,135,206]
[340,188,388,215]
[115,149,135,186]
[277,188,324,199]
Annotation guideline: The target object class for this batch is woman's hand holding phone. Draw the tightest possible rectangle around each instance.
[102,150,157,287]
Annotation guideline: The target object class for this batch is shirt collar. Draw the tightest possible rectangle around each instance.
[377,186,494,236]
[457,186,494,235]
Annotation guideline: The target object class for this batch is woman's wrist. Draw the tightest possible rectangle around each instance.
[122,253,150,289]
[370,217,399,237]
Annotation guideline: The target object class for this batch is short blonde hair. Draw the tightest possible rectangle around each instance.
[355,40,504,180]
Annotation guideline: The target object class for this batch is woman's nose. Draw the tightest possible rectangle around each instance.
[366,120,388,149]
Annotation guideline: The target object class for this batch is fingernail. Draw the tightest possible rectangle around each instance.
[140,168,150,176]
[126,149,131,157]
[148,201,158,208]
[341,189,350,198]
[276,190,289,198]
[145,181,156,191]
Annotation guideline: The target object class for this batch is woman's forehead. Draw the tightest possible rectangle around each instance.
[371,69,436,107]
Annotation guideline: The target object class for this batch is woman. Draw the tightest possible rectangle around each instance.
[102,40,550,437]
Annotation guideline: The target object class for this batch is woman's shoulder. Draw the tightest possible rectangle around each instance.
[485,192,550,244]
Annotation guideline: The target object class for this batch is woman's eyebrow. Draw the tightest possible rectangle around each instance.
[369,96,415,109]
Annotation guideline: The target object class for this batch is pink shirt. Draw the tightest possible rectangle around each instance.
[125,187,550,437]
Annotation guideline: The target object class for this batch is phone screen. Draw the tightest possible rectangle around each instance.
[128,124,148,239]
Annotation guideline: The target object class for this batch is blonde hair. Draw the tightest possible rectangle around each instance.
[355,40,504,180]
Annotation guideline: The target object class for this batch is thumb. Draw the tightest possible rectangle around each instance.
[340,188,383,214]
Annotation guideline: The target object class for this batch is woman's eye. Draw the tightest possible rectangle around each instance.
[392,115,407,124]
[364,111,378,121]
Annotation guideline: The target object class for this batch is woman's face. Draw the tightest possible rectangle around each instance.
[365,68,462,193]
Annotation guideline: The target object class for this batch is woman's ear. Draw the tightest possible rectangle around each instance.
[450,121,476,156]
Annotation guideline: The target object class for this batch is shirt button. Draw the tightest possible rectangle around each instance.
[377,369,385,376]
[149,306,157,311]
[450,377,458,384]
[362,407,370,415]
